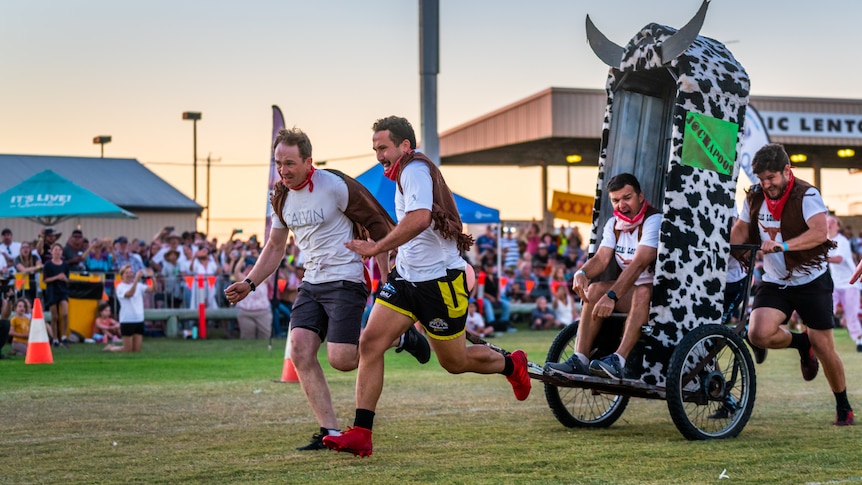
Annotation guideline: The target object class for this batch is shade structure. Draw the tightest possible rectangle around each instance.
[354,164,499,224]
[0,169,136,225]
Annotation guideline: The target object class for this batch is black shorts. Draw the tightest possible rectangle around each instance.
[289,280,369,344]
[752,271,834,330]
[120,322,145,336]
[376,267,469,340]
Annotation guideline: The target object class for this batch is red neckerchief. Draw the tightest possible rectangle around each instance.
[614,201,650,233]
[383,149,413,181]
[290,165,315,192]
[764,170,795,221]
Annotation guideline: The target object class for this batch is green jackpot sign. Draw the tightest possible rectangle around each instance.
[681,112,738,175]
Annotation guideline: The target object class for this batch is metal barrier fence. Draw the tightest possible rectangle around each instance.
[24,271,239,339]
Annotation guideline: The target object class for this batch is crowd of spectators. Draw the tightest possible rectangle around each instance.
[0,225,306,343]
[0,221,589,346]
[467,222,588,332]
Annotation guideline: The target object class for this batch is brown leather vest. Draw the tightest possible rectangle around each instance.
[745,178,834,279]
[396,152,474,252]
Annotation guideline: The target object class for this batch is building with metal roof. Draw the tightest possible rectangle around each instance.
[440,87,862,223]
[441,87,862,177]
[0,155,201,242]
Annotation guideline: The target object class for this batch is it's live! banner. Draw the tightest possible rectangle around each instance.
[550,191,594,223]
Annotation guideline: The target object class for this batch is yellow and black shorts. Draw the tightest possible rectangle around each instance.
[376,267,469,340]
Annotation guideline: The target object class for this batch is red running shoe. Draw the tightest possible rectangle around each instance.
[799,343,819,382]
[834,409,855,427]
[506,350,532,401]
[322,426,373,457]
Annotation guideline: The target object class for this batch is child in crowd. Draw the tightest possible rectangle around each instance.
[551,282,578,327]
[8,298,31,357]
[93,301,122,345]
[466,300,494,338]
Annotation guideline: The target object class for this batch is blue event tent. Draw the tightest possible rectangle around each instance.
[354,164,499,224]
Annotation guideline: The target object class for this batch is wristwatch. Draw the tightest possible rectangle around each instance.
[606,290,619,302]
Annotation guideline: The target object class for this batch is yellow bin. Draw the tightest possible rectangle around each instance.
[68,273,105,339]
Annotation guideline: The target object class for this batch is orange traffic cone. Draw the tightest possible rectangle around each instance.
[278,332,299,383]
[25,298,54,365]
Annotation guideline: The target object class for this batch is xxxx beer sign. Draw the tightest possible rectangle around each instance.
[551,191,593,223]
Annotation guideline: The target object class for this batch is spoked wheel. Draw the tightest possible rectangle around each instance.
[666,324,756,440]
[544,321,629,427]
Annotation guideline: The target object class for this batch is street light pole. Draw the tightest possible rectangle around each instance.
[93,135,111,158]
[182,112,202,202]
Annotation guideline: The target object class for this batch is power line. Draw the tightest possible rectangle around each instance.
[143,152,373,168]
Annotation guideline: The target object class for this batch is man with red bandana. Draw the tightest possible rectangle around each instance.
[731,143,853,427]
[224,127,432,452]
[545,172,660,380]
[323,116,531,457]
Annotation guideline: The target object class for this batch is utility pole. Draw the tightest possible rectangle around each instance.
[201,153,221,235]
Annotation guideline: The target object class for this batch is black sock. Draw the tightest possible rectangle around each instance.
[789,331,809,351]
[834,389,852,411]
[354,408,375,430]
[502,355,514,376]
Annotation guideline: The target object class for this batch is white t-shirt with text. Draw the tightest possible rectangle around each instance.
[599,213,661,286]
[271,169,364,285]
[739,186,828,286]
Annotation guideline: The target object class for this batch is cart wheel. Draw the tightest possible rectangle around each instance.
[666,324,756,440]
[544,321,629,428]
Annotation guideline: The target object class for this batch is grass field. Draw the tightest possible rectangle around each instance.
[2,326,860,484]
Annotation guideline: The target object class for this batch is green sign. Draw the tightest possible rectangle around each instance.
[681,112,738,175]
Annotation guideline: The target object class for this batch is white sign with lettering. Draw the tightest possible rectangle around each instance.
[759,111,862,139]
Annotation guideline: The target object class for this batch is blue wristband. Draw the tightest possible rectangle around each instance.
[782,242,789,252]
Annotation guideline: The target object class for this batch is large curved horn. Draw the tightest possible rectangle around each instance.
[659,0,710,64]
[585,14,624,68]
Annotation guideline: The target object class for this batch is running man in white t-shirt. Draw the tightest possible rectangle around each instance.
[323,116,531,457]
[224,127,431,452]
[545,173,660,381]
[733,143,852,427]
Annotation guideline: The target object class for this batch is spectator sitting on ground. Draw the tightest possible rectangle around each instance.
[8,298,32,357]
[530,296,560,330]
[93,301,122,348]
[466,300,494,338]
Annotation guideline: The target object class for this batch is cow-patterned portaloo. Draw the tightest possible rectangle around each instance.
[587,15,750,387]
